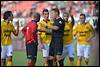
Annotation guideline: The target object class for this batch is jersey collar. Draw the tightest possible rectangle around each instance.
[31,20,36,23]
[43,19,50,23]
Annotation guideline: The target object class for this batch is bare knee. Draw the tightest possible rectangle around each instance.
[56,55,62,61]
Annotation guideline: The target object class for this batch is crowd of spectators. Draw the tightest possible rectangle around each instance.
[1,1,99,18]
[1,1,99,30]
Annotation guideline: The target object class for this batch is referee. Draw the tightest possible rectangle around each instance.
[41,8,65,66]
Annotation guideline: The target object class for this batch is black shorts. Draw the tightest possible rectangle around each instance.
[26,41,38,62]
[49,37,63,56]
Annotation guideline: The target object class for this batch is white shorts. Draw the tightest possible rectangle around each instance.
[62,43,74,59]
[42,44,49,57]
[1,45,13,59]
[77,44,91,58]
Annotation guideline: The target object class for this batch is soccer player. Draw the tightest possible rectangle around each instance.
[38,9,53,66]
[41,8,65,66]
[1,11,19,66]
[22,12,40,66]
[62,12,75,66]
[29,4,37,17]
[74,13,95,66]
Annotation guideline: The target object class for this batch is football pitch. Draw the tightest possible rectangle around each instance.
[12,50,77,66]
[12,50,89,66]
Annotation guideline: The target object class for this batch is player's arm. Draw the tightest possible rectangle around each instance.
[21,26,27,36]
[38,22,55,32]
[48,20,64,30]
[38,27,52,34]
[70,14,75,27]
[90,30,95,39]
[37,22,46,32]
[13,22,19,36]
[47,25,59,30]
[87,25,95,42]
[40,22,61,30]
[40,23,59,30]
[45,29,52,34]
[73,27,78,37]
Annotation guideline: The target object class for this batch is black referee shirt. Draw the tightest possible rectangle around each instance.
[52,17,65,37]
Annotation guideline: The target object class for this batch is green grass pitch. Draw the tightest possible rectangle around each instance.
[12,50,90,66]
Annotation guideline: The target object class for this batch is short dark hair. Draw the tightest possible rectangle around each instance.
[33,12,41,22]
[3,11,13,20]
[80,13,86,18]
[34,12,40,18]
[51,8,60,16]
[63,11,69,17]
[42,9,49,14]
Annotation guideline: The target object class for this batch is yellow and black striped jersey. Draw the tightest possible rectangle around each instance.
[1,20,16,46]
[73,22,94,45]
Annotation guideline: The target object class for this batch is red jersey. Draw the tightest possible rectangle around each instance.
[22,20,38,44]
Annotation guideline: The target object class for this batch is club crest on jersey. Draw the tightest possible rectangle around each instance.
[27,27,29,29]
[59,21,62,24]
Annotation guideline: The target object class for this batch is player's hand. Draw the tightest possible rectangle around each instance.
[40,23,47,28]
[87,38,91,42]
[39,44,43,50]
[45,29,52,33]
[16,20,19,27]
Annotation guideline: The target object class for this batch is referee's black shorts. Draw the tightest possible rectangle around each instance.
[26,41,38,62]
[49,37,63,56]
